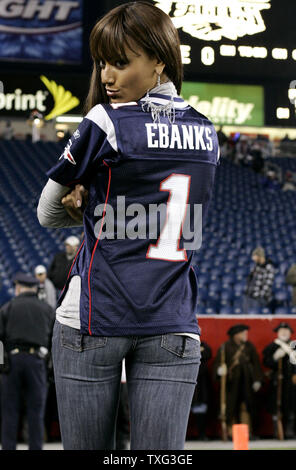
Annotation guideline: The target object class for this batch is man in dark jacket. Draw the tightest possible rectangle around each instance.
[191,341,212,440]
[47,235,80,290]
[243,247,276,313]
[0,273,55,450]
[213,324,263,439]
[263,322,296,439]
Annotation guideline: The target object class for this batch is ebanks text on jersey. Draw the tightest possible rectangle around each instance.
[145,123,213,150]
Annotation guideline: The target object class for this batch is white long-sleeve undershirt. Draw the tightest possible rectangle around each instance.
[37,178,83,228]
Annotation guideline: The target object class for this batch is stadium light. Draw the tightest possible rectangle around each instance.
[56,116,83,123]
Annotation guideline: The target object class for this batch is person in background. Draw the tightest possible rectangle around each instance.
[243,247,276,313]
[286,264,296,306]
[262,170,281,191]
[0,273,55,450]
[281,134,291,142]
[234,135,250,166]
[249,142,264,174]
[28,109,44,143]
[34,265,56,309]
[263,322,296,439]
[2,121,14,140]
[216,126,228,158]
[282,171,296,192]
[47,236,80,291]
[190,340,212,440]
[213,324,263,439]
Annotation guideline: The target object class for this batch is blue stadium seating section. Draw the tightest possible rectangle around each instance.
[0,140,81,305]
[0,141,296,314]
[193,157,296,314]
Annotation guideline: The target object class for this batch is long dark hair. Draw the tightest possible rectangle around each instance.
[84,1,183,114]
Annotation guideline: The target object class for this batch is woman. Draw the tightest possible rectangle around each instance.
[37,1,219,450]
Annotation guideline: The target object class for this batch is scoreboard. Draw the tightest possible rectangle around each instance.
[153,0,296,81]
[1,0,295,81]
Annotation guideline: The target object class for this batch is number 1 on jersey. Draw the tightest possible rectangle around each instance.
[147,173,191,262]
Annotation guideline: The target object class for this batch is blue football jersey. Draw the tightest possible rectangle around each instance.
[47,93,220,336]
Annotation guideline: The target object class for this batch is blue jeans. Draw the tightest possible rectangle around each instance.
[52,321,200,450]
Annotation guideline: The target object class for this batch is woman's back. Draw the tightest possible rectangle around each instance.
[47,91,219,336]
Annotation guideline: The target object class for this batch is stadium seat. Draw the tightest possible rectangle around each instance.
[233,307,243,315]
[206,293,220,311]
[220,289,234,302]
[196,304,206,315]
[208,281,222,293]
[246,306,262,315]
[274,307,292,315]
[274,290,290,306]
[205,307,216,315]
[234,282,246,294]
[260,307,272,315]
[219,306,234,315]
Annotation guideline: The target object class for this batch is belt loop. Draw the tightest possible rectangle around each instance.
[131,336,138,351]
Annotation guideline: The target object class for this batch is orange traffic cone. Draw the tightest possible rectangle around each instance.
[232,424,249,450]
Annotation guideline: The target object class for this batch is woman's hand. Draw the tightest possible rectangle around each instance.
[61,184,89,223]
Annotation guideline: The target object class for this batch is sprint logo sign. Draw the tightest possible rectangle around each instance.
[154,0,271,41]
[0,75,80,119]
[40,76,80,120]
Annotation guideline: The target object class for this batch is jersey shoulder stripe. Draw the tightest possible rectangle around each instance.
[85,104,118,152]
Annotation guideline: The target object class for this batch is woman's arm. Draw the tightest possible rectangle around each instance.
[37,179,84,228]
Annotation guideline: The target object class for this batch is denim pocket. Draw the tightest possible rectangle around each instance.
[161,334,200,359]
[61,324,107,352]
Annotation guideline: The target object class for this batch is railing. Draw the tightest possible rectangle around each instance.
[274,141,296,158]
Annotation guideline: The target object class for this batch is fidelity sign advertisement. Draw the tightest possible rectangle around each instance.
[0,73,87,118]
[0,0,83,63]
[181,82,264,126]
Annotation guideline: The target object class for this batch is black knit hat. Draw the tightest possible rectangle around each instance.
[227,324,250,337]
[273,322,294,333]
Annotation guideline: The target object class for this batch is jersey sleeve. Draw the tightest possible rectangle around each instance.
[47,104,117,187]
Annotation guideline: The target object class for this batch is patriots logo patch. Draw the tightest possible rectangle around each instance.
[59,140,76,165]
[63,149,76,165]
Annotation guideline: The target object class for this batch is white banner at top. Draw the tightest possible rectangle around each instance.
[154,0,271,41]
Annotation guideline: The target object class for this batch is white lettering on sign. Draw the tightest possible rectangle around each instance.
[201,46,215,65]
[154,0,271,41]
[187,95,255,125]
[220,45,236,57]
[0,88,47,112]
[0,0,79,21]
[180,45,191,64]
[272,48,288,60]
[238,45,268,58]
